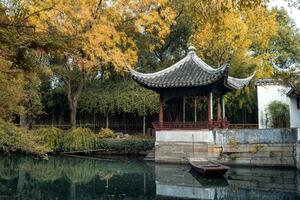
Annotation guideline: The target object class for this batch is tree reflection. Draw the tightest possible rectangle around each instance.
[0,155,155,199]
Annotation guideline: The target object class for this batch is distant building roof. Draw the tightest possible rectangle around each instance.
[255,78,277,86]
[287,88,300,97]
[129,46,255,94]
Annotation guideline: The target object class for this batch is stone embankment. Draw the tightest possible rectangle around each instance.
[155,128,300,169]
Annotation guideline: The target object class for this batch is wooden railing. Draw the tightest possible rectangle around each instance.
[153,120,230,130]
[229,124,258,129]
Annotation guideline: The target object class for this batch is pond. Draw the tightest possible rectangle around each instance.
[0,155,299,200]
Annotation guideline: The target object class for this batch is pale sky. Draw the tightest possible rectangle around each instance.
[269,0,300,28]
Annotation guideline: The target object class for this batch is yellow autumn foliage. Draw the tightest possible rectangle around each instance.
[189,3,276,77]
[23,0,176,74]
[0,60,25,120]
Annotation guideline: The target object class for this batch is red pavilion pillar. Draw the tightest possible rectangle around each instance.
[159,94,164,128]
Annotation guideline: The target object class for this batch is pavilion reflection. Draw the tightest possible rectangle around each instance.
[155,164,228,200]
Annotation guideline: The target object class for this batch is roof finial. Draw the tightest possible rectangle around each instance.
[188,46,196,54]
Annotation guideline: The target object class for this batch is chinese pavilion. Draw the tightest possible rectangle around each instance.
[130,46,255,130]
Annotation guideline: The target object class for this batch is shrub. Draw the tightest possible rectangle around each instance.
[267,101,290,128]
[0,118,50,156]
[95,138,155,154]
[31,127,64,152]
[63,128,96,151]
[97,128,116,139]
[228,154,237,161]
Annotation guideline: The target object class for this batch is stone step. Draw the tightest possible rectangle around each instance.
[144,149,155,161]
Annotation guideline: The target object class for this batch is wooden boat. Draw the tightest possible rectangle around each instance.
[188,158,229,176]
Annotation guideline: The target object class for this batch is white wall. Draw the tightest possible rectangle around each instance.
[156,130,214,143]
[290,98,300,128]
[257,84,290,129]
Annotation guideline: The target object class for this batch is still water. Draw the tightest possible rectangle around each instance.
[0,154,299,200]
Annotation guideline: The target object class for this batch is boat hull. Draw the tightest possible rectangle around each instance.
[188,158,229,176]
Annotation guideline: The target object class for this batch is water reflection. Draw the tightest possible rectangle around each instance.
[0,155,156,199]
[156,164,300,200]
[0,155,299,200]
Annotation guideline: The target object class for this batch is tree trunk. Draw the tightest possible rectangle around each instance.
[70,182,76,200]
[143,115,146,136]
[66,72,85,128]
[70,100,77,128]
[17,171,26,194]
[106,113,109,128]
[51,111,55,126]
[19,114,27,128]
[93,109,96,132]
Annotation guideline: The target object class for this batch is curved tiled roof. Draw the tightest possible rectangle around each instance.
[129,46,254,91]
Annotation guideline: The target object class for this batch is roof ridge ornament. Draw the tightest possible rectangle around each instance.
[188,46,197,55]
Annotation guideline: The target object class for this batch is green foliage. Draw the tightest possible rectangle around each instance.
[0,118,50,156]
[23,74,44,125]
[267,101,290,128]
[114,79,159,116]
[0,64,25,120]
[272,9,300,94]
[95,138,155,154]
[79,77,159,116]
[31,127,64,151]
[63,128,96,151]
[228,154,237,161]
[97,128,116,139]
[228,138,238,147]
[271,8,300,69]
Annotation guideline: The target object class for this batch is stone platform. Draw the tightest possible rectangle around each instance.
[155,128,300,169]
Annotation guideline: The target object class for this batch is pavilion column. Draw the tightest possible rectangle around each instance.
[221,95,227,128]
[159,94,164,128]
[217,97,222,120]
[207,92,213,128]
[194,98,197,122]
[222,96,226,119]
[183,97,186,123]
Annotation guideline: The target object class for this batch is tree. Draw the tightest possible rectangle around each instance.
[189,4,276,75]
[78,76,159,134]
[0,1,48,124]
[25,0,176,127]
[115,79,159,135]
[0,60,25,120]
[267,101,290,128]
[272,9,300,94]
[185,2,277,122]
[270,8,300,69]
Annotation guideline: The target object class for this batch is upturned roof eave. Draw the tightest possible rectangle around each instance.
[225,72,256,90]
